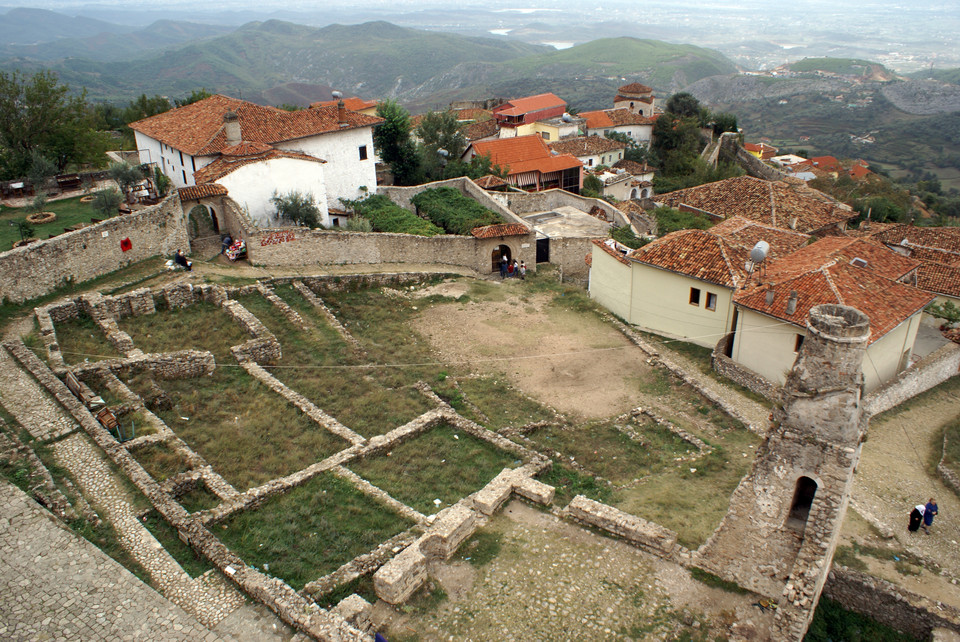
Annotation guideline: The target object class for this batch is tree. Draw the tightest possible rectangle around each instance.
[271,190,322,228]
[373,100,421,185]
[416,110,467,182]
[108,162,144,202]
[0,70,109,179]
[123,94,172,123]
[665,92,705,121]
[582,174,604,198]
[91,188,122,218]
[26,149,57,194]
[926,300,960,326]
[174,89,212,108]
[711,112,739,136]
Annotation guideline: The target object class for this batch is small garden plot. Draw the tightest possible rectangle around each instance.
[52,313,120,364]
[410,187,504,234]
[122,368,350,491]
[526,418,692,486]
[131,441,192,482]
[118,300,249,361]
[352,194,443,236]
[217,472,412,591]
[178,480,221,513]
[349,423,519,514]
[236,292,434,437]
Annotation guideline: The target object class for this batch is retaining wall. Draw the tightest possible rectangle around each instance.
[0,193,188,303]
[712,334,783,401]
[863,342,960,417]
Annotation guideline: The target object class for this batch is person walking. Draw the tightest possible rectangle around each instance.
[511,259,519,278]
[908,503,924,532]
[922,498,938,534]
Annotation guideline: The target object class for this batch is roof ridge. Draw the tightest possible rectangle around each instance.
[821,265,844,304]
[716,236,742,288]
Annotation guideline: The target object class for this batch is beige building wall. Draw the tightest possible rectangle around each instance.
[732,308,925,393]
[588,246,633,321]
[629,265,735,348]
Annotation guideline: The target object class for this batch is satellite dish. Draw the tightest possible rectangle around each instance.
[331,90,343,100]
[561,113,573,123]
[749,240,770,264]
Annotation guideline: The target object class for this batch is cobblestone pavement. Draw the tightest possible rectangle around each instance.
[376,501,772,641]
[0,347,75,441]
[52,433,247,628]
[0,479,217,641]
[851,383,960,580]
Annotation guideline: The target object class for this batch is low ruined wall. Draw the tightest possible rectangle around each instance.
[823,566,960,639]
[863,342,960,417]
[712,335,783,401]
[0,193,188,304]
[565,495,679,558]
[504,190,630,229]
[938,429,960,496]
[546,235,595,283]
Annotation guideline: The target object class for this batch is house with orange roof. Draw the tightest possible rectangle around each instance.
[493,93,566,131]
[463,135,582,192]
[867,224,960,306]
[728,239,933,392]
[579,108,654,146]
[548,136,626,169]
[129,94,383,222]
[743,142,778,160]
[613,82,656,116]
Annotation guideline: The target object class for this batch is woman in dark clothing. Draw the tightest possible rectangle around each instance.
[908,505,924,532]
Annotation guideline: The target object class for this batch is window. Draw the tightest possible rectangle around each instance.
[706,292,717,311]
[179,151,184,165]
[794,334,805,353]
[541,132,551,140]
[359,145,368,160]
[588,159,593,166]
[191,157,196,171]
[787,476,817,528]
[181,170,186,184]
[689,288,701,306]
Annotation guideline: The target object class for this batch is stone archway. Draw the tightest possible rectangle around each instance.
[492,244,511,273]
[630,188,639,199]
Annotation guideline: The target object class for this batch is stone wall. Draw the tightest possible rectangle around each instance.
[718,133,789,182]
[380,177,523,226]
[823,566,960,639]
[0,193,188,304]
[564,495,679,558]
[502,190,631,229]
[863,342,960,417]
[712,334,783,401]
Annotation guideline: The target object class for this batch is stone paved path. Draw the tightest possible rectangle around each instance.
[0,347,75,441]
[0,479,217,641]
[53,433,248,628]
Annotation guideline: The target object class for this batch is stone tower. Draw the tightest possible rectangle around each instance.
[695,304,871,640]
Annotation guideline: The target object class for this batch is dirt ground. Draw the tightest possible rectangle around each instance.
[414,283,656,419]
[373,501,773,641]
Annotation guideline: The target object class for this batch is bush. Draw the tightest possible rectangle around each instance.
[92,188,122,217]
[610,225,646,249]
[351,195,443,236]
[108,162,143,196]
[410,187,503,235]
[153,166,171,197]
[343,216,373,232]
[653,206,712,235]
[271,190,322,228]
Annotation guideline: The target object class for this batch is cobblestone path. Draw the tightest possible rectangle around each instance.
[0,479,216,641]
[53,433,247,628]
[0,347,75,441]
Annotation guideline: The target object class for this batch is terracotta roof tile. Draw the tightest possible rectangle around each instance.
[592,238,631,265]
[548,136,625,157]
[606,108,654,126]
[870,224,960,256]
[130,94,383,156]
[618,82,653,95]
[917,261,960,297]
[579,110,615,129]
[494,93,565,117]
[627,229,746,288]
[470,223,529,238]
[734,261,933,343]
[708,216,810,259]
[652,176,856,234]
[193,148,324,183]
[177,184,228,200]
[613,159,656,175]
[310,96,378,111]
[766,236,920,282]
[474,175,508,189]
[469,135,581,176]
[461,118,499,142]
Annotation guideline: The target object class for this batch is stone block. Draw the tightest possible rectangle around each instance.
[418,504,479,560]
[373,544,427,605]
[332,594,372,629]
[516,476,555,505]
[566,495,678,557]
[472,468,516,516]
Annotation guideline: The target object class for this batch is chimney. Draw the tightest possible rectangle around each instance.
[223,111,241,145]
[786,290,798,316]
[337,99,347,127]
[765,289,775,306]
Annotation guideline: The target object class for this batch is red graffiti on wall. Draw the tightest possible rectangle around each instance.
[259,231,297,247]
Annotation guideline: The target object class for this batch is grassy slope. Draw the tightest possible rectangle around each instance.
[788,57,883,75]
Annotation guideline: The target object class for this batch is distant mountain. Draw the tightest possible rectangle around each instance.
[0,20,234,62]
[910,68,960,86]
[0,7,132,46]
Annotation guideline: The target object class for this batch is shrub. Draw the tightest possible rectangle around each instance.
[108,162,143,197]
[343,216,373,232]
[351,194,442,236]
[92,188,123,217]
[410,186,503,235]
[271,190,322,228]
[153,166,171,197]
[610,224,646,249]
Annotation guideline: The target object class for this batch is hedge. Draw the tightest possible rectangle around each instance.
[410,187,504,235]
[354,195,443,236]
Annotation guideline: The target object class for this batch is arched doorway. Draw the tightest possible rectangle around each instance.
[640,188,649,198]
[630,188,639,199]
[786,476,817,529]
[491,244,511,272]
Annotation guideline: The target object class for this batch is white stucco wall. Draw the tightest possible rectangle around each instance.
[588,246,633,322]
[731,307,925,393]
[629,264,736,348]
[215,157,329,227]
[275,126,377,209]
[580,150,625,168]
[134,132,216,188]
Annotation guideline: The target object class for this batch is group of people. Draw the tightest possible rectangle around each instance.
[908,498,938,534]
[222,235,246,262]
[499,255,526,280]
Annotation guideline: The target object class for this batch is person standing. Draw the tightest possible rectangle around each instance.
[519,261,527,280]
[908,504,924,532]
[500,254,508,279]
[923,498,938,533]
[511,259,519,278]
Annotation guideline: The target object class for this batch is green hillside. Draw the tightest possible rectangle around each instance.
[788,57,885,76]
[909,67,960,85]
[507,38,737,89]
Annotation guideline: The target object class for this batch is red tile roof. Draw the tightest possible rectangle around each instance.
[614,95,655,105]
[734,261,933,343]
[469,135,581,176]
[178,184,228,201]
[193,148,324,183]
[461,118,499,142]
[471,223,529,238]
[766,236,920,282]
[870,224,960,257]
[473,175,508,189]
[708,216,810,259]
[652,176,856,234]
[310,96,378,111]
[607,108,654,126]
[613,159,656,175]
[130,94,383,156]
[917,261,960,298]
[626,229,747,288]
[579,110,615,129]
[618,82,653,95]
[549,136,625,157]
[592,238,632,265]
[493,93,566,117]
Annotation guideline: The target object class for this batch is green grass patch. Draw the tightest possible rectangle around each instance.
[536,463,611,506]
[400,583,448,615]
[833,545,868,572]
[805,596,919,642]
[0,195,107,251]
[123,368,349,491]
[52,314,118,365]
[410,186,504,235]
[350,423,519,514]
[688,567,749,594]
[217,472,412,590]
[141,510,213,578]
[118,300,249,362]
[131,442,192,482]
[316,574,378,609]
[942,417,960,491]
[455,377,555,431]
[178,481,221,513]
[457,529,503,567]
